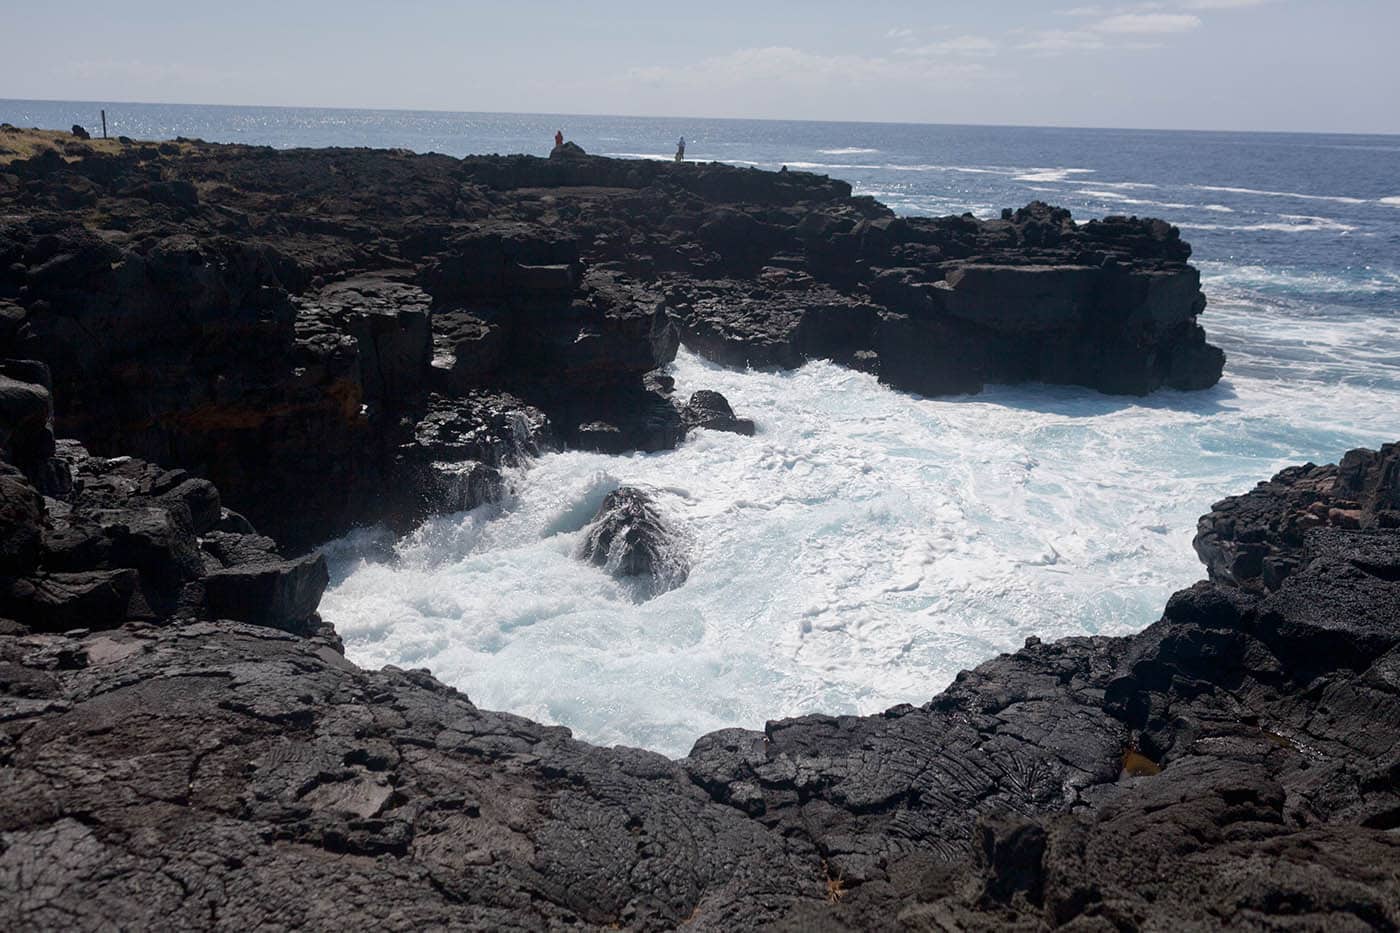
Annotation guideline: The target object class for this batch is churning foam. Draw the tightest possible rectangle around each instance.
[325,302,1399,757]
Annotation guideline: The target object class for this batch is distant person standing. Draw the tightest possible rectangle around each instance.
[675,136,686,162]
[554,129,564,149]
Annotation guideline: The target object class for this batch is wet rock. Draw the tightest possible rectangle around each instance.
[577,486,688,597]
[682,389,755,436]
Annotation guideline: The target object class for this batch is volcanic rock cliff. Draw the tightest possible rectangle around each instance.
[4,130,1392,931]
[1,128,1222,547]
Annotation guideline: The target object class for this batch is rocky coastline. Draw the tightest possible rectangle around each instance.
[1,128,1395,929]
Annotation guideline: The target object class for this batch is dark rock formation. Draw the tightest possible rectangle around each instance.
[0,364,327,635]
[2,138,1219,546]
[1195,441,1400,590]
[577,485,688,598]
[682,389,755,436]
[549,140,589,160]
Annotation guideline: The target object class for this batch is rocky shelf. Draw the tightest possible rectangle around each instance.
[2,129,1396,930]
[2,127,1222,546]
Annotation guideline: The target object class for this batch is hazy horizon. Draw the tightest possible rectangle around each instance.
[6,96,1399,140]
[7,1,1397,135]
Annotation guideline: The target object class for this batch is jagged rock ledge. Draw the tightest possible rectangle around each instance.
[2,129,1222,546]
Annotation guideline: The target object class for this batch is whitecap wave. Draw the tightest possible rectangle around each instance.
[1198,261,1400,297]
[1380,196,1400,207]
[782,161,881,171]
[884,164,1018,175]
[1180,214,1358,234]
[819,147,880,155]
[1086,181,1160,191]
[1014,168,1097,183]
[1076,189,1195,210]
[1187,184,1367,205]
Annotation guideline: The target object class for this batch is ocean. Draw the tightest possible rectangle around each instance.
[7,99,1397,756]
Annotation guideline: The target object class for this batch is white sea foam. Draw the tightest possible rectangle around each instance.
[1180,214,1358,234]
[782,161,881,171]
[1381,196,1400,207]
[1198,261,1400,298]
[1014,168,1097,183]
[884,164,1018,175]
[819,147,881,155]
[1086,181,1161,191]
[1187,184,1368,205]
[1076,189,1196,210]
[326,319,1399,757]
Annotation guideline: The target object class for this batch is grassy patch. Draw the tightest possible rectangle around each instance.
[0,126,142,165]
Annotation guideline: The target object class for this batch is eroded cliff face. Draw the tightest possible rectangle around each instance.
[1,131,1221,546]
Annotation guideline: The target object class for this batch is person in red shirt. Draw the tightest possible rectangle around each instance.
[554,130,564,149]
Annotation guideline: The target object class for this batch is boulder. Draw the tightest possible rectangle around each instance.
[577,486,688,598]
[0,374,54,470]
[681,389,755,436]
[548,141,589,160]
[202,553,330,632]
[0,469,45,576]
[2,568,138,631]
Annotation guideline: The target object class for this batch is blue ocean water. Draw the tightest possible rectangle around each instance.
[7,99,1397,754]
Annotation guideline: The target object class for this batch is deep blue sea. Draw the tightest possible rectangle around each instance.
[7,99,1398,754]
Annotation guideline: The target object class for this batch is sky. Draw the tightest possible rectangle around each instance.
[4,1,1397,134]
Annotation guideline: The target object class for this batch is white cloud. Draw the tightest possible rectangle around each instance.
[624,46,990,92]
[1025,7,1202,52]
[1057,3,1166,15]
[1182,0,1275,8]
[1094,12,1202,33]
[1019,29,1107,52]
[898,35,1001,57]
[886,27,914,40]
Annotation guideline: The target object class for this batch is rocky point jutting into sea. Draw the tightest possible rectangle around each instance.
[0,126,1395,929]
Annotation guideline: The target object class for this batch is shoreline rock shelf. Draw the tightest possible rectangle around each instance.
[2,131,1393,929]
[3,132,1220,546]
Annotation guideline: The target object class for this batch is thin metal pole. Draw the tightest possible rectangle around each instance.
[101,109,107,139]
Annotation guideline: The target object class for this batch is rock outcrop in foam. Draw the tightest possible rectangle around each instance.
[577,485,689,598]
